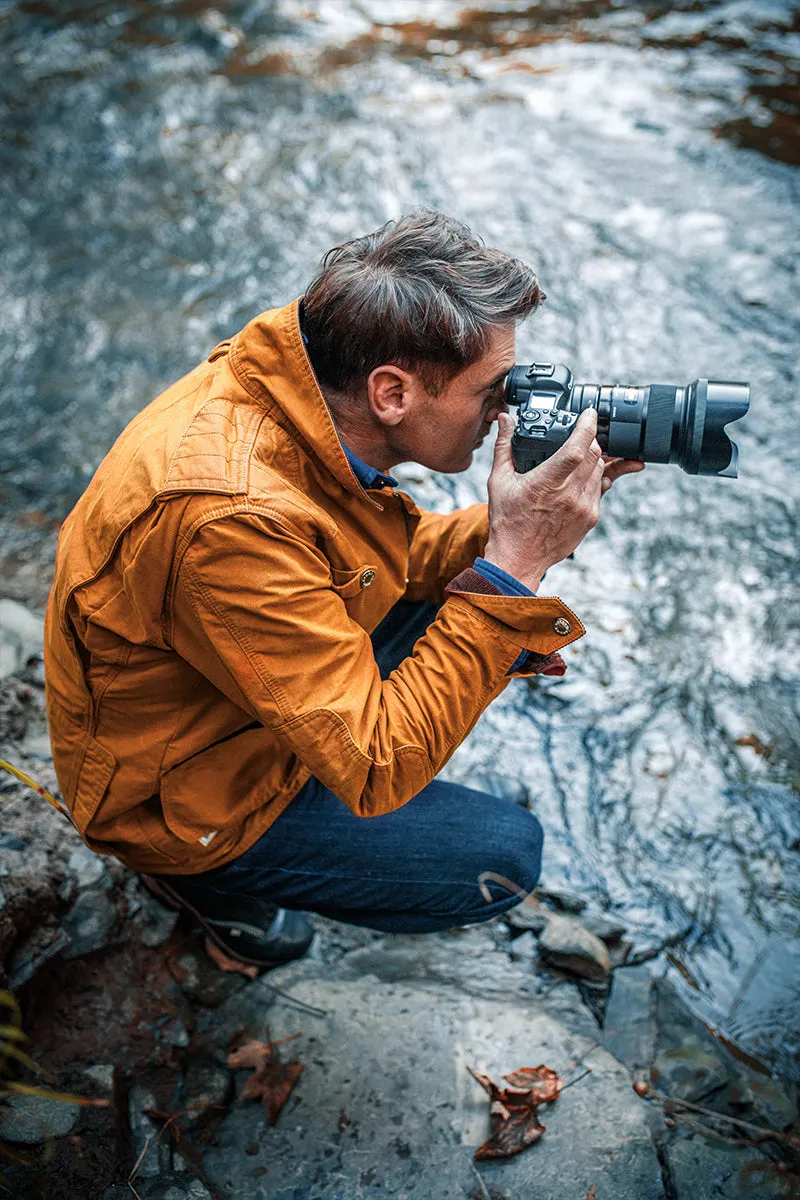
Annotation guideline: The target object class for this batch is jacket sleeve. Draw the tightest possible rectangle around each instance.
[169,512,583,818]
[404,503,490,605]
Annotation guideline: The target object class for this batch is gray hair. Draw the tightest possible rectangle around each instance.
[302,212,544,395]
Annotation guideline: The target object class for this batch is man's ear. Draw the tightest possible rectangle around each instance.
[366,365,413,428]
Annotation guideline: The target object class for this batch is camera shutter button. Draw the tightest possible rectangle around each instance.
[553,617,572,636]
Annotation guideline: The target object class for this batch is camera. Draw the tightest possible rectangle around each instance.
[504,363,750,477]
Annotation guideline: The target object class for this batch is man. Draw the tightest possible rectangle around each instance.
[44,213,642,967]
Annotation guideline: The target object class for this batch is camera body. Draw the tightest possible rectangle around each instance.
[505,362,750,478]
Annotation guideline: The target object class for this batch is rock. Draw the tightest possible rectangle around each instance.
[580,911,627,944]
[160,1017,191,1048]
[0,599,44,680]
[173,943,250,1009]
[668,1136,785,1199]
[534,886,588,914]
[182,1060,232,1126]
[84,1063,115,1094]
[508,930,539,963]
[124,1175,213,1200]
[504,901,549,933]
[60,885,119,959]
[537,913,612,982]
[8,928,71,990]
[128,1084,171,1178]
[0,1093,81,1144]
[200,973,663,1200]
[137,893,180,948]
[0,831,25,852]
[602,964,653,1072]
[67,843,109,889]
[652,979,733,1104]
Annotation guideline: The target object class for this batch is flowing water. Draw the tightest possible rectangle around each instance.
[1,0,798,1085]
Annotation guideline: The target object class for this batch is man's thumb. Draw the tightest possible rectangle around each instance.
[492,412,515,469]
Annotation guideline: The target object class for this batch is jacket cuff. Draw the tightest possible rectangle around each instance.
[445,569,585,656]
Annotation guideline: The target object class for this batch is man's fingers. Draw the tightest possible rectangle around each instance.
[603,459,645,483]
[545,409,600,483]
[490,411,515,473]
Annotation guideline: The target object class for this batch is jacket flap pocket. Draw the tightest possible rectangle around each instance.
[330,564,378,599]
[159,725,283,845]
[73,738,117,831]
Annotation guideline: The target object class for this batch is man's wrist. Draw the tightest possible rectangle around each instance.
[481,543,545,593]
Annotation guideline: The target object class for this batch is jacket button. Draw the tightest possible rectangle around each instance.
[553,616,572,636]
[360,569,376,588]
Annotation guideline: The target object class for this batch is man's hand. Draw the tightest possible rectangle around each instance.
[482,410,644,592]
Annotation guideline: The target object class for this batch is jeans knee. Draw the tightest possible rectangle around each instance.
[485,809,544,900]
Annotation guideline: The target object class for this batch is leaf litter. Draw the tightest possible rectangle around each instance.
[468,1063,562,1160]
[227,1030,303,1125]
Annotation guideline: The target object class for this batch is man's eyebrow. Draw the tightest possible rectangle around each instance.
[479,365,514,393]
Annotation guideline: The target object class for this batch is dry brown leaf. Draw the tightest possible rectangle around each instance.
[204,936,259,979]
[475,1105,546,1160]
[227,1027,303,1125]
[587,1186,598,1200]
[469,1062,563,1161]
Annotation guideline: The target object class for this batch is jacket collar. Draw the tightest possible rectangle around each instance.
[228,298,380,506]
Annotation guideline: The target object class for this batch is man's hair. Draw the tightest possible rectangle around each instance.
[302,211,544,396]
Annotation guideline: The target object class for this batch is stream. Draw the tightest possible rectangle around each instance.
[1,0,798,1087]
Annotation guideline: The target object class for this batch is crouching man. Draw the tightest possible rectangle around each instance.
[44,212,640,967]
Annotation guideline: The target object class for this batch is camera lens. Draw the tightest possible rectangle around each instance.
[572,379,749,476]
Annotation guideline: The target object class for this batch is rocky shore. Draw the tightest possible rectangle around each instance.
[0,599,796,1199]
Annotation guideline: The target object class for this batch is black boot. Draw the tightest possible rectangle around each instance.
[141,874,314,969]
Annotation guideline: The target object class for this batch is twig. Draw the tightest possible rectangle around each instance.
[128,1134,150,1185]
[470,1159,492,1200]
[666,1109,779,1150]
[645,1088,800,1151]
[561,1067,592,1092]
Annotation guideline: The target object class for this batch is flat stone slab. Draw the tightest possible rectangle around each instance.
[202,967,664,1200]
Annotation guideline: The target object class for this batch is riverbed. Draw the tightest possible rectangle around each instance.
[1,0,798,1085]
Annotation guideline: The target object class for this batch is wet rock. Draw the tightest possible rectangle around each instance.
[8,928,70,990]
[0,1093,81,1143]
[200,973,663,1199]
[602,964,653,1072]
[580,912,627,945]
[508,930,539,963]
[182,1059,232,1126]
[0,599,44,680]
[84,1063,115,1094]
[160,1017,190,1048]
[137,893,180,949]
[173,942,250,1009]
[123,1176,213,1200]
[537,913,612,982]
[128,1084,172,1177]
[504,901,549,933]
[534,886,588,914]
[60,885,119,959]
[668,1136,785,1199]
[0,831,25,852]
[67,842,109,890]
[652,979,733,1104]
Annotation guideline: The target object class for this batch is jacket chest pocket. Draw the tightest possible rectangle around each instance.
[330,564,380,600]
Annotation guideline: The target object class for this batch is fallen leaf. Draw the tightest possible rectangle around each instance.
[503,1065,562,1105]
[468,1062,563,1161]
[227,1027,303,1125]
[475,1105,546,1160]
[587,1186,598,1200]
[204,936,259,979]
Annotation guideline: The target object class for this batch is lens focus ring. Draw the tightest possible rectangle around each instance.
[643,385,676,463]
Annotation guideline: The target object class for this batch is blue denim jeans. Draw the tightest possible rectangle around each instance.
[159,601,543,934]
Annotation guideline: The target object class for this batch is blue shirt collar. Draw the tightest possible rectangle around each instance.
[342,443,398,491]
